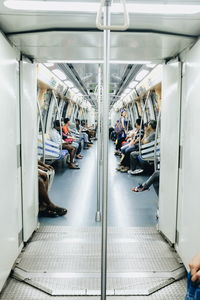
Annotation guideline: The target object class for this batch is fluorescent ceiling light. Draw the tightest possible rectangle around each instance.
[4,1,200,15]
[135,70,149,81]
[44,63,54,67]
[146,64,156,68]
[128,81,138,88]
[64,80,74,88]
[52,69,66,80]
[4,1,99,12]
[72,88,79,93]
[124,88,132,94]
[47,60,103,64]
[110,60,151,65]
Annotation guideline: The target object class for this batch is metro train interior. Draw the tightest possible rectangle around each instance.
[1,0,200,299]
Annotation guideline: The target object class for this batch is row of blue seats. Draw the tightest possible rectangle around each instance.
[38,136,68,162]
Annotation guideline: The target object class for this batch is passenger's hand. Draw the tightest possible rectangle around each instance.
[189,253,200,282]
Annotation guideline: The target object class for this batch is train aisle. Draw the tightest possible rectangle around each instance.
[40,141,158,227]
[0,142,187,299]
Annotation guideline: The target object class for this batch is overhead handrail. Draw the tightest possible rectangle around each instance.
[96,0,130,31]
[139,90,151,155]
[37,98,46,163]
[154,109,161,171]
[52,91,62,152]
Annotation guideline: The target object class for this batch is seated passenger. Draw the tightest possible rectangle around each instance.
[128,120,157,175]
[38,161,67,217]
[132,170,160,192]
[116,118,144,172]
[63,118,83,158]
[80,120,95,142]
[75,118,92,148]
[50,120,80,169]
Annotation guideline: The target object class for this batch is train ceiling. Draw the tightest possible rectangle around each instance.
[0,0,199,107]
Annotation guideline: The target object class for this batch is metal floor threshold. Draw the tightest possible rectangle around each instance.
[1,226,187,298]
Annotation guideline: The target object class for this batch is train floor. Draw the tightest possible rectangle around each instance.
[0,141,187,299]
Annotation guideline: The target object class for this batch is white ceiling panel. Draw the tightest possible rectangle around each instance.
[8,31,195,62]
[0,0,200,36]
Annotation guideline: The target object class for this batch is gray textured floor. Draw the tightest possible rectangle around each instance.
[39,141,158,227]
[0,142,187,299]
[2,227,186,299]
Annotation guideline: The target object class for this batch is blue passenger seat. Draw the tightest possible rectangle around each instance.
[38,135,68,163]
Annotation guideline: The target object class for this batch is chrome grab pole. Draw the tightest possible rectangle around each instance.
[52,91,62,152]
[139,90,151,155]
[154,109,161,171]
[101,2,111,299]
[37,98,46,163]
[96,64,102,222]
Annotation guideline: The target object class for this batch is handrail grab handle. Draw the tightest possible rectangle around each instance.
[52,91,63,153]
[96,0,130,31]
[37,99,46,163]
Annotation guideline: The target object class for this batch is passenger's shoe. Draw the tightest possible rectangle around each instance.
[39,209,58,218]
[128,169,144,175]
[116,166,123,171]
[53,207,67,216]
[120,167,129,173]
[68,163,80,169]
[131,184,148,192]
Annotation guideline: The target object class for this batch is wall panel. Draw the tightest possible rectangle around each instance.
[176,40,200,268]
[0,33,20,291]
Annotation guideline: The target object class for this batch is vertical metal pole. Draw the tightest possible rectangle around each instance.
[154,109,161,171]
[139,90,151,155]
[52,91,62,152]
[101,2,110,300]
[37,99,46,163]
[96,65,102,222]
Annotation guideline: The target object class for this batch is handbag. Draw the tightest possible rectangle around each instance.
[64,138,74,143]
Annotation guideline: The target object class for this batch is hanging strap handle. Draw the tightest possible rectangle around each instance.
[96,0,130,31]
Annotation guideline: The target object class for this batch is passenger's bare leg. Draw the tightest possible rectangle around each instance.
[62,143,80,169]
[38,177,67,216]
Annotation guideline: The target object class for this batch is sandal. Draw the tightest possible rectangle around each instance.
[68,164,80,169]
[131,184,148,192]
[53,207,67,216]
[120,167,129,173]
[39,209,58,218]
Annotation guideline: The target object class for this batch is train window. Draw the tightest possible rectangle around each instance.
[133,103,139,120]
[62,102,69,118]
[151,90,159,120]
[148,93,156,120]
[42,91,52,132]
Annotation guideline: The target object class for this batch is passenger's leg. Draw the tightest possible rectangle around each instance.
[143,171,160,189]
[72,141,82,155]
[131,171,160,192]
[62,143,76,164]
[39,177,67,216]
[47,168,55,191]
[129,152,139,171]
[138,156,154,174]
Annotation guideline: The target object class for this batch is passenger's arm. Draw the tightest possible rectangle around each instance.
[189,253,200,282]
[38,160,54,171]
